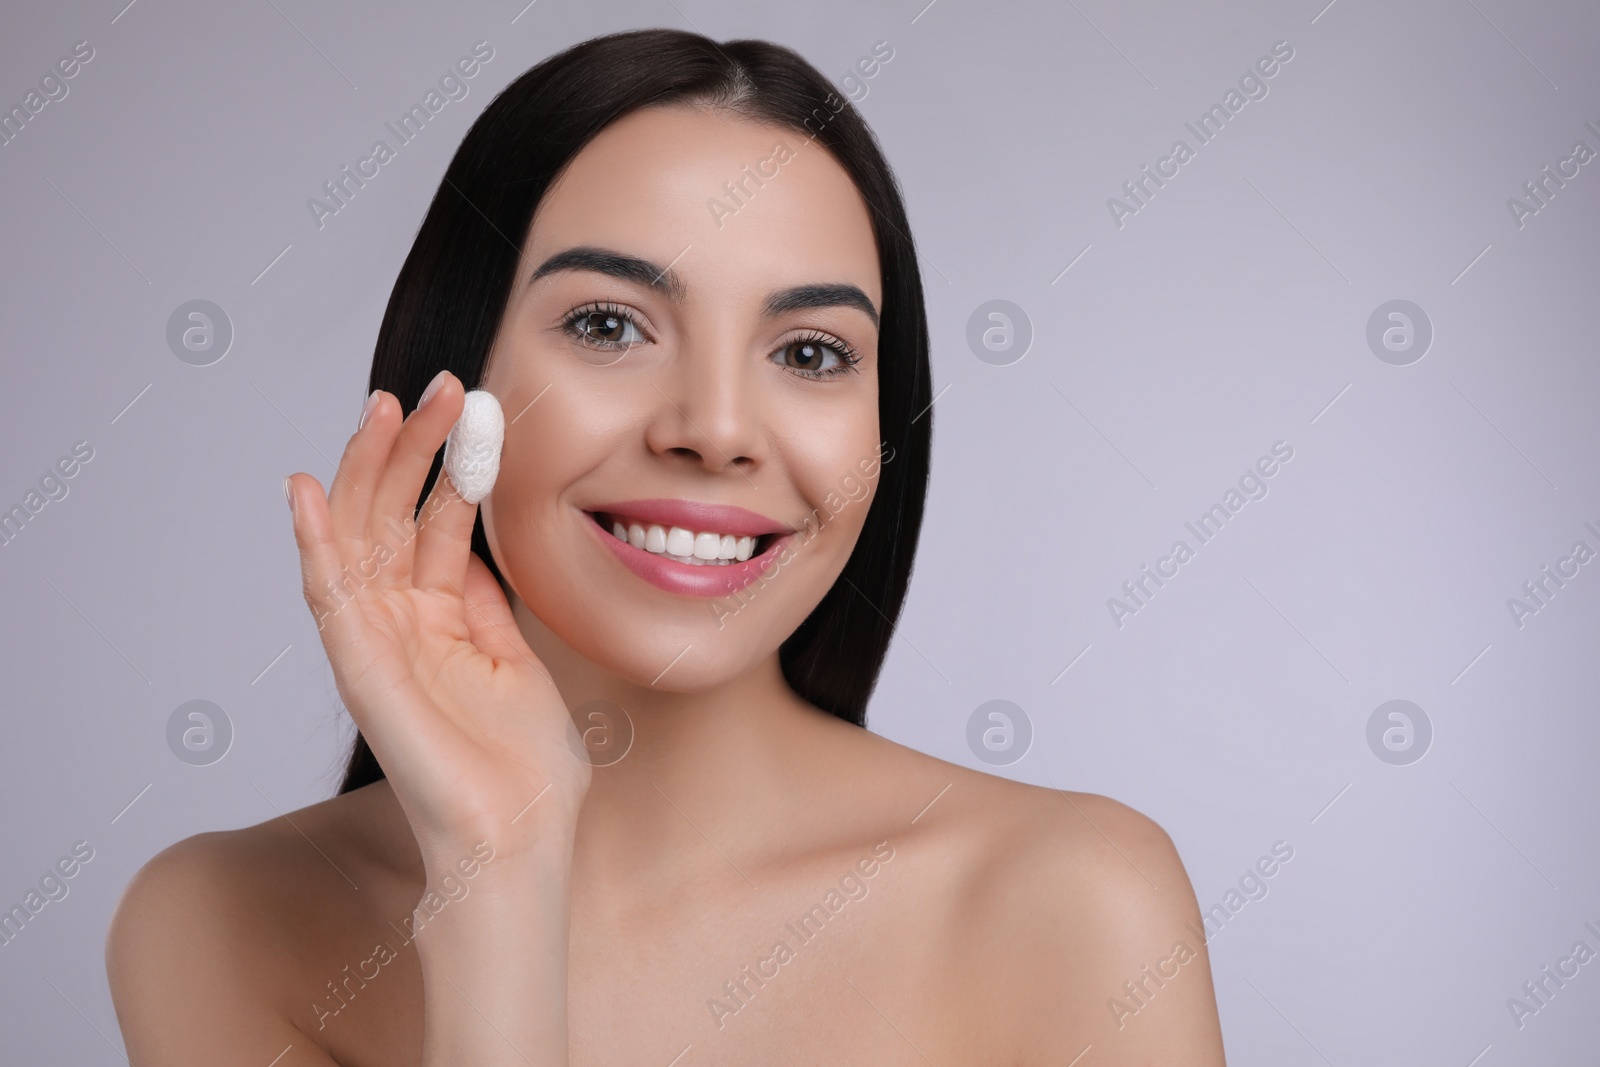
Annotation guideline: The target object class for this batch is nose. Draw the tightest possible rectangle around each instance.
[642,334,765,476]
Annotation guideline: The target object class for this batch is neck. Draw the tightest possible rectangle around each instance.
[508,595,840,889]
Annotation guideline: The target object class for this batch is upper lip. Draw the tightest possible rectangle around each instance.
[588,498,794,538]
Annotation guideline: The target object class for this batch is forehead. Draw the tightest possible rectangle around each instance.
[523,104,882,312]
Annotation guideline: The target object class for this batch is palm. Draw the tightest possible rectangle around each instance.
[286,374,589,870]
[370,578,583,800]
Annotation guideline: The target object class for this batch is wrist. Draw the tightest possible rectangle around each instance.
[422,824,573,895]
[409,856,573,976]
[417,796,583,879]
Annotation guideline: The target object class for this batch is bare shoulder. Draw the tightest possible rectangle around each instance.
[960,780,1226,1065]
[834,721,1185,885]
[830,727,1224,1065]
[106,783,414,1066]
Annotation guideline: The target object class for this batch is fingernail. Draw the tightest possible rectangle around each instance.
[283,476,295,516]
[419,371,448,409]
[358,389,380,431]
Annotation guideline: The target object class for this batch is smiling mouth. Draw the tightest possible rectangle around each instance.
[585,510,777,567]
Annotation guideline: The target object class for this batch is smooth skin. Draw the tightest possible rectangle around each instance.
[105,104,1227,1066]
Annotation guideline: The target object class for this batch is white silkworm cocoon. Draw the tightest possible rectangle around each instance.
[441,389,504,504]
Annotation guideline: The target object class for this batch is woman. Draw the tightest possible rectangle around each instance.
[106,28,1226,1065]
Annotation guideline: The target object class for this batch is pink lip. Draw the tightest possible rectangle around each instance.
[581,507,796,598]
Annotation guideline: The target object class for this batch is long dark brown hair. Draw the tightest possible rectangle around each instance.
[337,27,932,794]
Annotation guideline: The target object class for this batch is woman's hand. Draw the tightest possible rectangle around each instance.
[285,370,591,877]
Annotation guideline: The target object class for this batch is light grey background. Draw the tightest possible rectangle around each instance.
[2,0,1597,1062]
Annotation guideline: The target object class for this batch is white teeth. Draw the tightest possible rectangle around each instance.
[666,526,695,557]
[693,531,722,559]
[601,513,766,566]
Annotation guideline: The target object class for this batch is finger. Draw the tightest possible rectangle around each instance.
[327,390,399,557]
[458,551,546,668]
[367,371,463,573]
[285,472,368,659]
[292,471,464,782]
[411,454,479,597]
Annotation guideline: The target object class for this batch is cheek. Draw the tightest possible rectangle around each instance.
[483,459,547,549]
[784,396,881,510]
[783,427,882,570]
[479,395,598,572]
[495,418,566,514]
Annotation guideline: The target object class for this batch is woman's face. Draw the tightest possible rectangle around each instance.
[480,104,884,692]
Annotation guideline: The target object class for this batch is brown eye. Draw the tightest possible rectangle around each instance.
[564,303,647,350]
[771,332,861,380]
[786,341,834,372]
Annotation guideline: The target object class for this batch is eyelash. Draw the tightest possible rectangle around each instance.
[559,301,862,380]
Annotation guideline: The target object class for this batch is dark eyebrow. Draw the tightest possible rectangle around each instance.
[763,283,879,331]
[527,245,880,330]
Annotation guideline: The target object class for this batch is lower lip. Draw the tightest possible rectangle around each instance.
[582,510,794,598]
